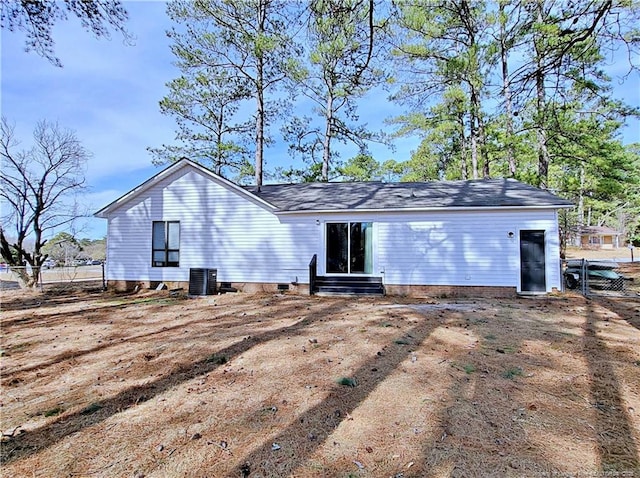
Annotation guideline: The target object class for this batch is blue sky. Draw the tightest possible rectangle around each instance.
[1,1,638,239]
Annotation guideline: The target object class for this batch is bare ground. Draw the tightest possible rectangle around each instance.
[1,280,639,477]
[565,246,637,262]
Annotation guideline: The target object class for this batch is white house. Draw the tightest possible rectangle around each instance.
[95,159,573,296]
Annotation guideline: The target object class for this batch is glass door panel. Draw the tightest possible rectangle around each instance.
[326,222,372,274]
[326,223,348,273]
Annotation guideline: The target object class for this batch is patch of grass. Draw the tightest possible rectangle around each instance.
[307,462,325,471]
[484,334,496,340]
[452,362,476,374]
[502,367,523,380]
[379,322,393,328]
[463,364,476,374]
[206,353,227,365]
[43,406,63,417]
[337,377,357,387]
[80,403,103,415]
[394,338,410,345]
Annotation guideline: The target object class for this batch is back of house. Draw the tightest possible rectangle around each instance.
[95,159,573,296]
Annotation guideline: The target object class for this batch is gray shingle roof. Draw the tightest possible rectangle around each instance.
[577,226,620,235]
[244,178,573,212]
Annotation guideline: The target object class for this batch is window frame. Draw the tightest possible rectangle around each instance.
[325,221,373,275]
[152,221,180,267]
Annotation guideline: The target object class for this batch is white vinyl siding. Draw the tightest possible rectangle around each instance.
[105,168,316,284]
[374,209,561,292]
[103,163,563,292]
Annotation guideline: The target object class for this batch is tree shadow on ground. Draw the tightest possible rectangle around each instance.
[3,307,260,377]
[417,297,640,476]
[0,299,350,465]
[594,296,640,331]
[0,287,107,312]
[0,296,188,332]
[584,301,639,472]
[229,315,441,477]
[417,304,553,477]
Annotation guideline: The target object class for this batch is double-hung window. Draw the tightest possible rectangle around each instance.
[152,221,180,267]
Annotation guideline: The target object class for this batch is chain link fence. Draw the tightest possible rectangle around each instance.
[562,259,639,297]
[0,263,105,291]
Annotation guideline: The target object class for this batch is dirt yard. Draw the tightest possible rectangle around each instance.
[565,246,637,262]
[1,284,639,477]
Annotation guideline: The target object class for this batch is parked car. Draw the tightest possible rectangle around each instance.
[564,260,632,291]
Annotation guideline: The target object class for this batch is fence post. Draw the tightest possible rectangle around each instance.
[101,262,106,291]
[581,259,588,296]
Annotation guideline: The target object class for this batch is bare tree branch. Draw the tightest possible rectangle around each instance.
[0,117,89,287]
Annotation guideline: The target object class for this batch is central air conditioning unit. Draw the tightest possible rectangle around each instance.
[188,268,217,295]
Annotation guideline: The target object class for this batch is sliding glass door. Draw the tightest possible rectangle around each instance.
[326,222,372,274]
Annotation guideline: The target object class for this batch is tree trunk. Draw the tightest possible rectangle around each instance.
[214,105,224,175]
[1,230,40,288]
[322,93,334,182]
[535,70,550,187]
[254,1,267,187]
[578,161,585,226]
[458,110,468,180]
[499,2,516,176]
[477,106,489,179]
[469,109,478,180]
[470,86,488,179]
[534,1,550,188]
[255,86,264,187]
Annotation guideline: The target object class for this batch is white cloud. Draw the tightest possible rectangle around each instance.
[2,1,178,185]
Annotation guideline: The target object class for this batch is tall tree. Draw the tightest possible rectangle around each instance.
[491,0,525,177]
[149,68,254,179]
[1,0,129,67]
[547,96,640,226]
[163,0,295,186]
[284,0,387,181]
[391,0,492,179]
[509,0,639,187]
[390,86,470,180]
[0,118,89,287]
[391,0,638,191]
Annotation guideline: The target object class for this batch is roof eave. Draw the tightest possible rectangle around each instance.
[273,204,574,215]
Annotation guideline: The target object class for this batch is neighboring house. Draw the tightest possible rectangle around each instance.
[575,226,622,249]
[95,159,573,296]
